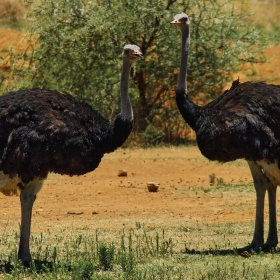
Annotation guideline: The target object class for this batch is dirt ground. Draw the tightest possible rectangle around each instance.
[0,146,257,231]
[0,29,279,234]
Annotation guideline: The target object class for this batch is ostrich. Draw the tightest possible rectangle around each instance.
[171,13,280,253]
[0,44,142,265]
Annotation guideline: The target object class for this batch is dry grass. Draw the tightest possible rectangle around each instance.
[0,0,28,26]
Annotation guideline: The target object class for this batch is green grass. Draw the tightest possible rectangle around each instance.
[0,219,280,279]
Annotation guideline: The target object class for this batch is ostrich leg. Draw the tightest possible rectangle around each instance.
[18,179,44,266]
[246,161,266,251]
[265,181,278,249]
[240,161,277,252]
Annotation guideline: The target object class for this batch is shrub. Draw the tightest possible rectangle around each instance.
[3,0,267,143]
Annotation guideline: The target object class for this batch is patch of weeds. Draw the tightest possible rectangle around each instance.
[135,222,143,230]
[209,174,225,187]
[117,230,135,275]
[98,243,115,271]
[72,258,95,280]
[202,188,211,193]
[216,177,224,186]
[209,173,216,186]
[215,182,254,192]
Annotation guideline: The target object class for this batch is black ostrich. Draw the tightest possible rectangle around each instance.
[171,13,280,253]
[0,44,142,265]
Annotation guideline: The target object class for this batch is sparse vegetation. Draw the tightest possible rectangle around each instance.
[0,220,279,278]
[209,173,216,186]
[209,174,228,187]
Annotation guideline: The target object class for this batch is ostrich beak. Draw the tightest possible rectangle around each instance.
[170,19,180,25]
[132,50,143,59]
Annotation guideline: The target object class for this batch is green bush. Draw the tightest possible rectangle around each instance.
[4,0,267,143]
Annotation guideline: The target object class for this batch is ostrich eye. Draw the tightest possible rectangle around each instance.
[181,17,188,22]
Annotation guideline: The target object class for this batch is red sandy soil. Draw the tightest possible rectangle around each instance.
[0,146,257,232]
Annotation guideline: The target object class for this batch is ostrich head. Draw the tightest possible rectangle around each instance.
[122,44,143,63]
[170,13,190,30]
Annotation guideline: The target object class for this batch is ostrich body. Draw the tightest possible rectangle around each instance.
[172,13,280,252]
[0,44,142,265]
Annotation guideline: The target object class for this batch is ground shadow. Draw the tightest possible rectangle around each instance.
[183,247,279,256]
[184,248,237,256]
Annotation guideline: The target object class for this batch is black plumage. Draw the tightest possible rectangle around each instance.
[172,13,280,253]
[0,89,132,183]
[186,80,280,164]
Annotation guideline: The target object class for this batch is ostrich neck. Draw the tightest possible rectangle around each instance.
[176,26,202,132]
[120,59,133,120]
[103,58,134,153]
[178,27,190,91]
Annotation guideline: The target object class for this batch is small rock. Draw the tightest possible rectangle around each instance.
[147,182,160,192]
[118,169,127,177]
[92,211,98,215]
[35,209,44,214]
